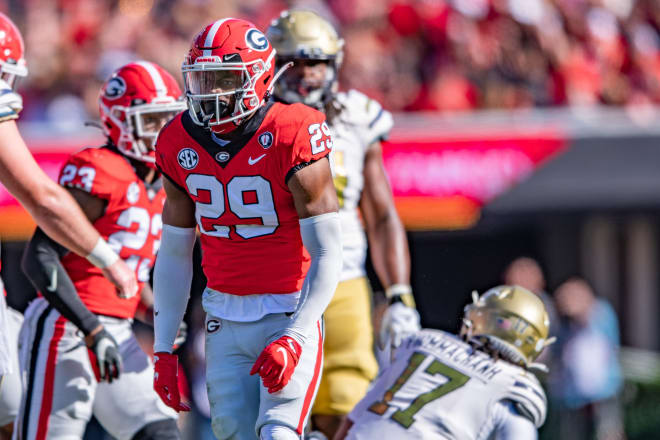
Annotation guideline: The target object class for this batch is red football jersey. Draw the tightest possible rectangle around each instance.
[156,102,333,295]
[58,147,166,319]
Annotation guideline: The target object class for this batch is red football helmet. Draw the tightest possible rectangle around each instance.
[0,12,28,89]
[99,61,186,166]
[182,18,287,134]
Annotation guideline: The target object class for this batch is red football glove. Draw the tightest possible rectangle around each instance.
[153,352,190,412]
[250,336,302,393]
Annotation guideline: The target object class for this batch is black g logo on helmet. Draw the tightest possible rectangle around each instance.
[245,29,269,52]
[104,77,126,100]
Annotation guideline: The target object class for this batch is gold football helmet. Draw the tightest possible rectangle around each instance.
[266,10,344,109]
[460,285,554,369]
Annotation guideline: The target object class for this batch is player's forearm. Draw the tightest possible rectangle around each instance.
[135,284,155,326]
[284,212,342,344]
[334,418,354,440]
[0,122,108,259]
[21,227,101,335]
[29,179,103,256]
[153,224,196,353]
[367,208,410,288]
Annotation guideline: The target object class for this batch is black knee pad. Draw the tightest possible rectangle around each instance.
[131,419,181,440]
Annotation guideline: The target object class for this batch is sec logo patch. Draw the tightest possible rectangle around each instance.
[178,148,198,170]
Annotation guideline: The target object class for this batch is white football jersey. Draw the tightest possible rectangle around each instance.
[347,329,547,439]
[0,288,11,376]
[329,90,393,281]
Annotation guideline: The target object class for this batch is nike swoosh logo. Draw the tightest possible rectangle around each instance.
[47,267,57,292]
[248,154,266,165]
[276,347,288,383]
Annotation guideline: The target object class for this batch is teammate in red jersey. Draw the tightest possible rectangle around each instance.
[17,61,187,440]
[0,14,137,306]
[151,18,342,439]
[0,12,135,440]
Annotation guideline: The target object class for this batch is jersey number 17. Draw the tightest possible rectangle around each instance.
[368,352,470,428]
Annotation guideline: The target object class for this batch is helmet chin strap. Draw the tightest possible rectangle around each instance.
[269,61,294,94]
[84,120,105,130]
[201,113,213,130]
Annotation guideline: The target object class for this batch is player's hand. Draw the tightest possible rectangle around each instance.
[172,321,188,352]
[102,259,138,299]
[153,352,190,412]
[0,78,22,121]
[250,336,301,393]
[86,327,122,383]
[379,302,421,350]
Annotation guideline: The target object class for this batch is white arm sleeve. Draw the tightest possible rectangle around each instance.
[153,224,196,353]
[485,400,538,440]
[283,212,342,344]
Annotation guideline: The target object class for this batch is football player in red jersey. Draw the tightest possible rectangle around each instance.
[0,12,134,439]
[0,13,137,306]
[17,61,187,440]
[151,18,342,440]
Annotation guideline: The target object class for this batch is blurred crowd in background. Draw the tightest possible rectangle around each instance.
[0,0,642,438]
[4,0,660,130]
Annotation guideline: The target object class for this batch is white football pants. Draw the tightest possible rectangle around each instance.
[205,312,323,439]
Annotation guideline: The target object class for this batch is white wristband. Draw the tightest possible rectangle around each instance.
[86,238,119,269]
[385,283,412,299]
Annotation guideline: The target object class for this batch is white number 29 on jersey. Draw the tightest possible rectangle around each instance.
[308,122,332,155]
[186,174,279,239]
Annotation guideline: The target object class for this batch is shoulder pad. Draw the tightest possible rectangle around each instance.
[0,85,22,121]
[265,102,321,143]
[155,112,184,148]
[60,147,133,198]
[336,89,393,145]
[502,371,547,427]
[68,147,133,180]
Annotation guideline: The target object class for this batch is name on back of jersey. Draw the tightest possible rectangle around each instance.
[406,331,504,383]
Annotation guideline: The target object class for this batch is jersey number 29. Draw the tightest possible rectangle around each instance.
[186,174,278,239]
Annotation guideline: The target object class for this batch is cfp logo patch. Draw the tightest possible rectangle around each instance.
[258,132,273,149]
[178,148,199,170]
[104,76,126,100]
[206,319,222,333]
[245,29,269,52]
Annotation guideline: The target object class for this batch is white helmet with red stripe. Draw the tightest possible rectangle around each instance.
[182,18,287,134]
[99,61,186,167]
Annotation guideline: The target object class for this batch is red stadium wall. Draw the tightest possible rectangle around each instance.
[383,128,566,229]
[0,130,566,239]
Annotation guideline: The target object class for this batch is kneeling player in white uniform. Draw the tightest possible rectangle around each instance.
[337,285,555,440]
